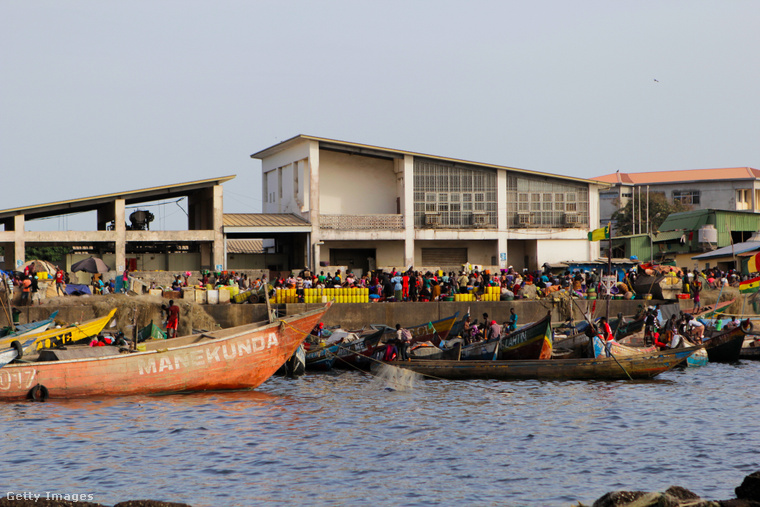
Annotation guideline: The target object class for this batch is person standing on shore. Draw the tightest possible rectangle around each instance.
[391,272,403,301]
[508,308,518,332]
[164,300,180,338]
[122,268,130,293]
[55,267,66,296]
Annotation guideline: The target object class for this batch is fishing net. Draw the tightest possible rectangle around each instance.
[370,363,422,392]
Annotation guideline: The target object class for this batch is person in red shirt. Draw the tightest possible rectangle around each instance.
[598,316,614,341]
[164,300,180,338]
[653,331,670,350]
[55,268,66,296]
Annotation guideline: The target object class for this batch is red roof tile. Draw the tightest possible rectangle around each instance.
[593,167,760,185]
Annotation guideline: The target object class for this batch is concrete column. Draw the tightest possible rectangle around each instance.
[114,199,126,273]
[402,155,415,267]
[588,184,602,262]
[308,141,321,271]
[13,215,25,270]
[497,170,508,269]
[212,185,224,269]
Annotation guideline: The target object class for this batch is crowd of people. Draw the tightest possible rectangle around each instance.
[1,262,70,306]
[257,264,753,304]
[2,261,754,307]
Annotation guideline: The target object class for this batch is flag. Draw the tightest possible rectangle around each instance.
[748,252,760,274]
[739,276,760,294]
[588,224,610,242]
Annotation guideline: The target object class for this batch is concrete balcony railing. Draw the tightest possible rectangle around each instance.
[319,214,404,230]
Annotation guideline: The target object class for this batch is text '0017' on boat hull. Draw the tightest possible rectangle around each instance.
[380,346,697,381]
[0,303,331,401]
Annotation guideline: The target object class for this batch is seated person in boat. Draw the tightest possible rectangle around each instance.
[724,316,741,329]
[653,331,671,350]
[383,340,398,361]
[486,321,501,341]
[470,324,483,343]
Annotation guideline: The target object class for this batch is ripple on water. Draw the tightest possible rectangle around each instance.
[0,363,758,506]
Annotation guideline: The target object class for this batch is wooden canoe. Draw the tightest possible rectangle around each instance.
[460,336,500,360]
[304,345,338,370]
[498,312,552,360]
[686,299,735,319]
[380,346,697,380]
[590,336,657,358]
[740,337,760,360]
[0,308,118,352]
[702,323,746,363]
[0,304,330,400]
[357,313,461,367]
[0,337,38,368]
[0,311,59,338]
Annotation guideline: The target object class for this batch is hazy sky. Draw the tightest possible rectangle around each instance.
[3,1,760,229]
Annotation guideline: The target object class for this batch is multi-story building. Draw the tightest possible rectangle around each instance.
[593,167,760,232]
[251,135,607,274]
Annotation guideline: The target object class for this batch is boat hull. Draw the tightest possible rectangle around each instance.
[460,338,499,360]
[382,347,696,380]
[498,312,552,360]
[703,325,745,363]
[0,305,330,400]
[0,309,118,351]
[740,338,760,360]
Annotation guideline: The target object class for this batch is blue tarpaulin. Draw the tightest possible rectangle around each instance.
[65,284,92,296]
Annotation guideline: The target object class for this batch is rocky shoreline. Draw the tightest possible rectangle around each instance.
[2,471,759,506]
[582,470,760,506]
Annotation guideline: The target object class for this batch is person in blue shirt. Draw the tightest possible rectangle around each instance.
[391,273,403,301]
[508,308,518,332]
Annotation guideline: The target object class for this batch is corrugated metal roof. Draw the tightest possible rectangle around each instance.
[653,231,688,242]
[227,239,263,254]
[692,241,760,259]
[0,175,235,220]
[223,213,310,227]
[593,167,760,185]
[658,209,710,232]
[251,135,608,187]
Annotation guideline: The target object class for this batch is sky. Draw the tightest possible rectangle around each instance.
[3,1,760,230]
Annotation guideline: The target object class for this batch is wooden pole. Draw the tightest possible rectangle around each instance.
[568,293,632,380]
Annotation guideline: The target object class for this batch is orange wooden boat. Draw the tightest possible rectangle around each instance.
[0,304,330,401]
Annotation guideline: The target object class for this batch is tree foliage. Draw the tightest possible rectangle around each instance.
[25,246,69,265]
[611,192,691,236]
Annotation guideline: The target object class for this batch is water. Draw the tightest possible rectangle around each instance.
[2,361,759,506]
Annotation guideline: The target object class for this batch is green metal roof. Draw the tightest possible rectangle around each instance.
[653,231,686,242]
[658,209,710,232]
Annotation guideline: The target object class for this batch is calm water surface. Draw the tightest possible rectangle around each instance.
[1,361,758,506]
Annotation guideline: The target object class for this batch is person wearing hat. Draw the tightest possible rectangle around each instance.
[487,320,501,341]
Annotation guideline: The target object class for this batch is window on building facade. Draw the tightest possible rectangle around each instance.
[414,159,497,227]
[737,189,751,210]
[506,175,589,227]
[672,190,700,205]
